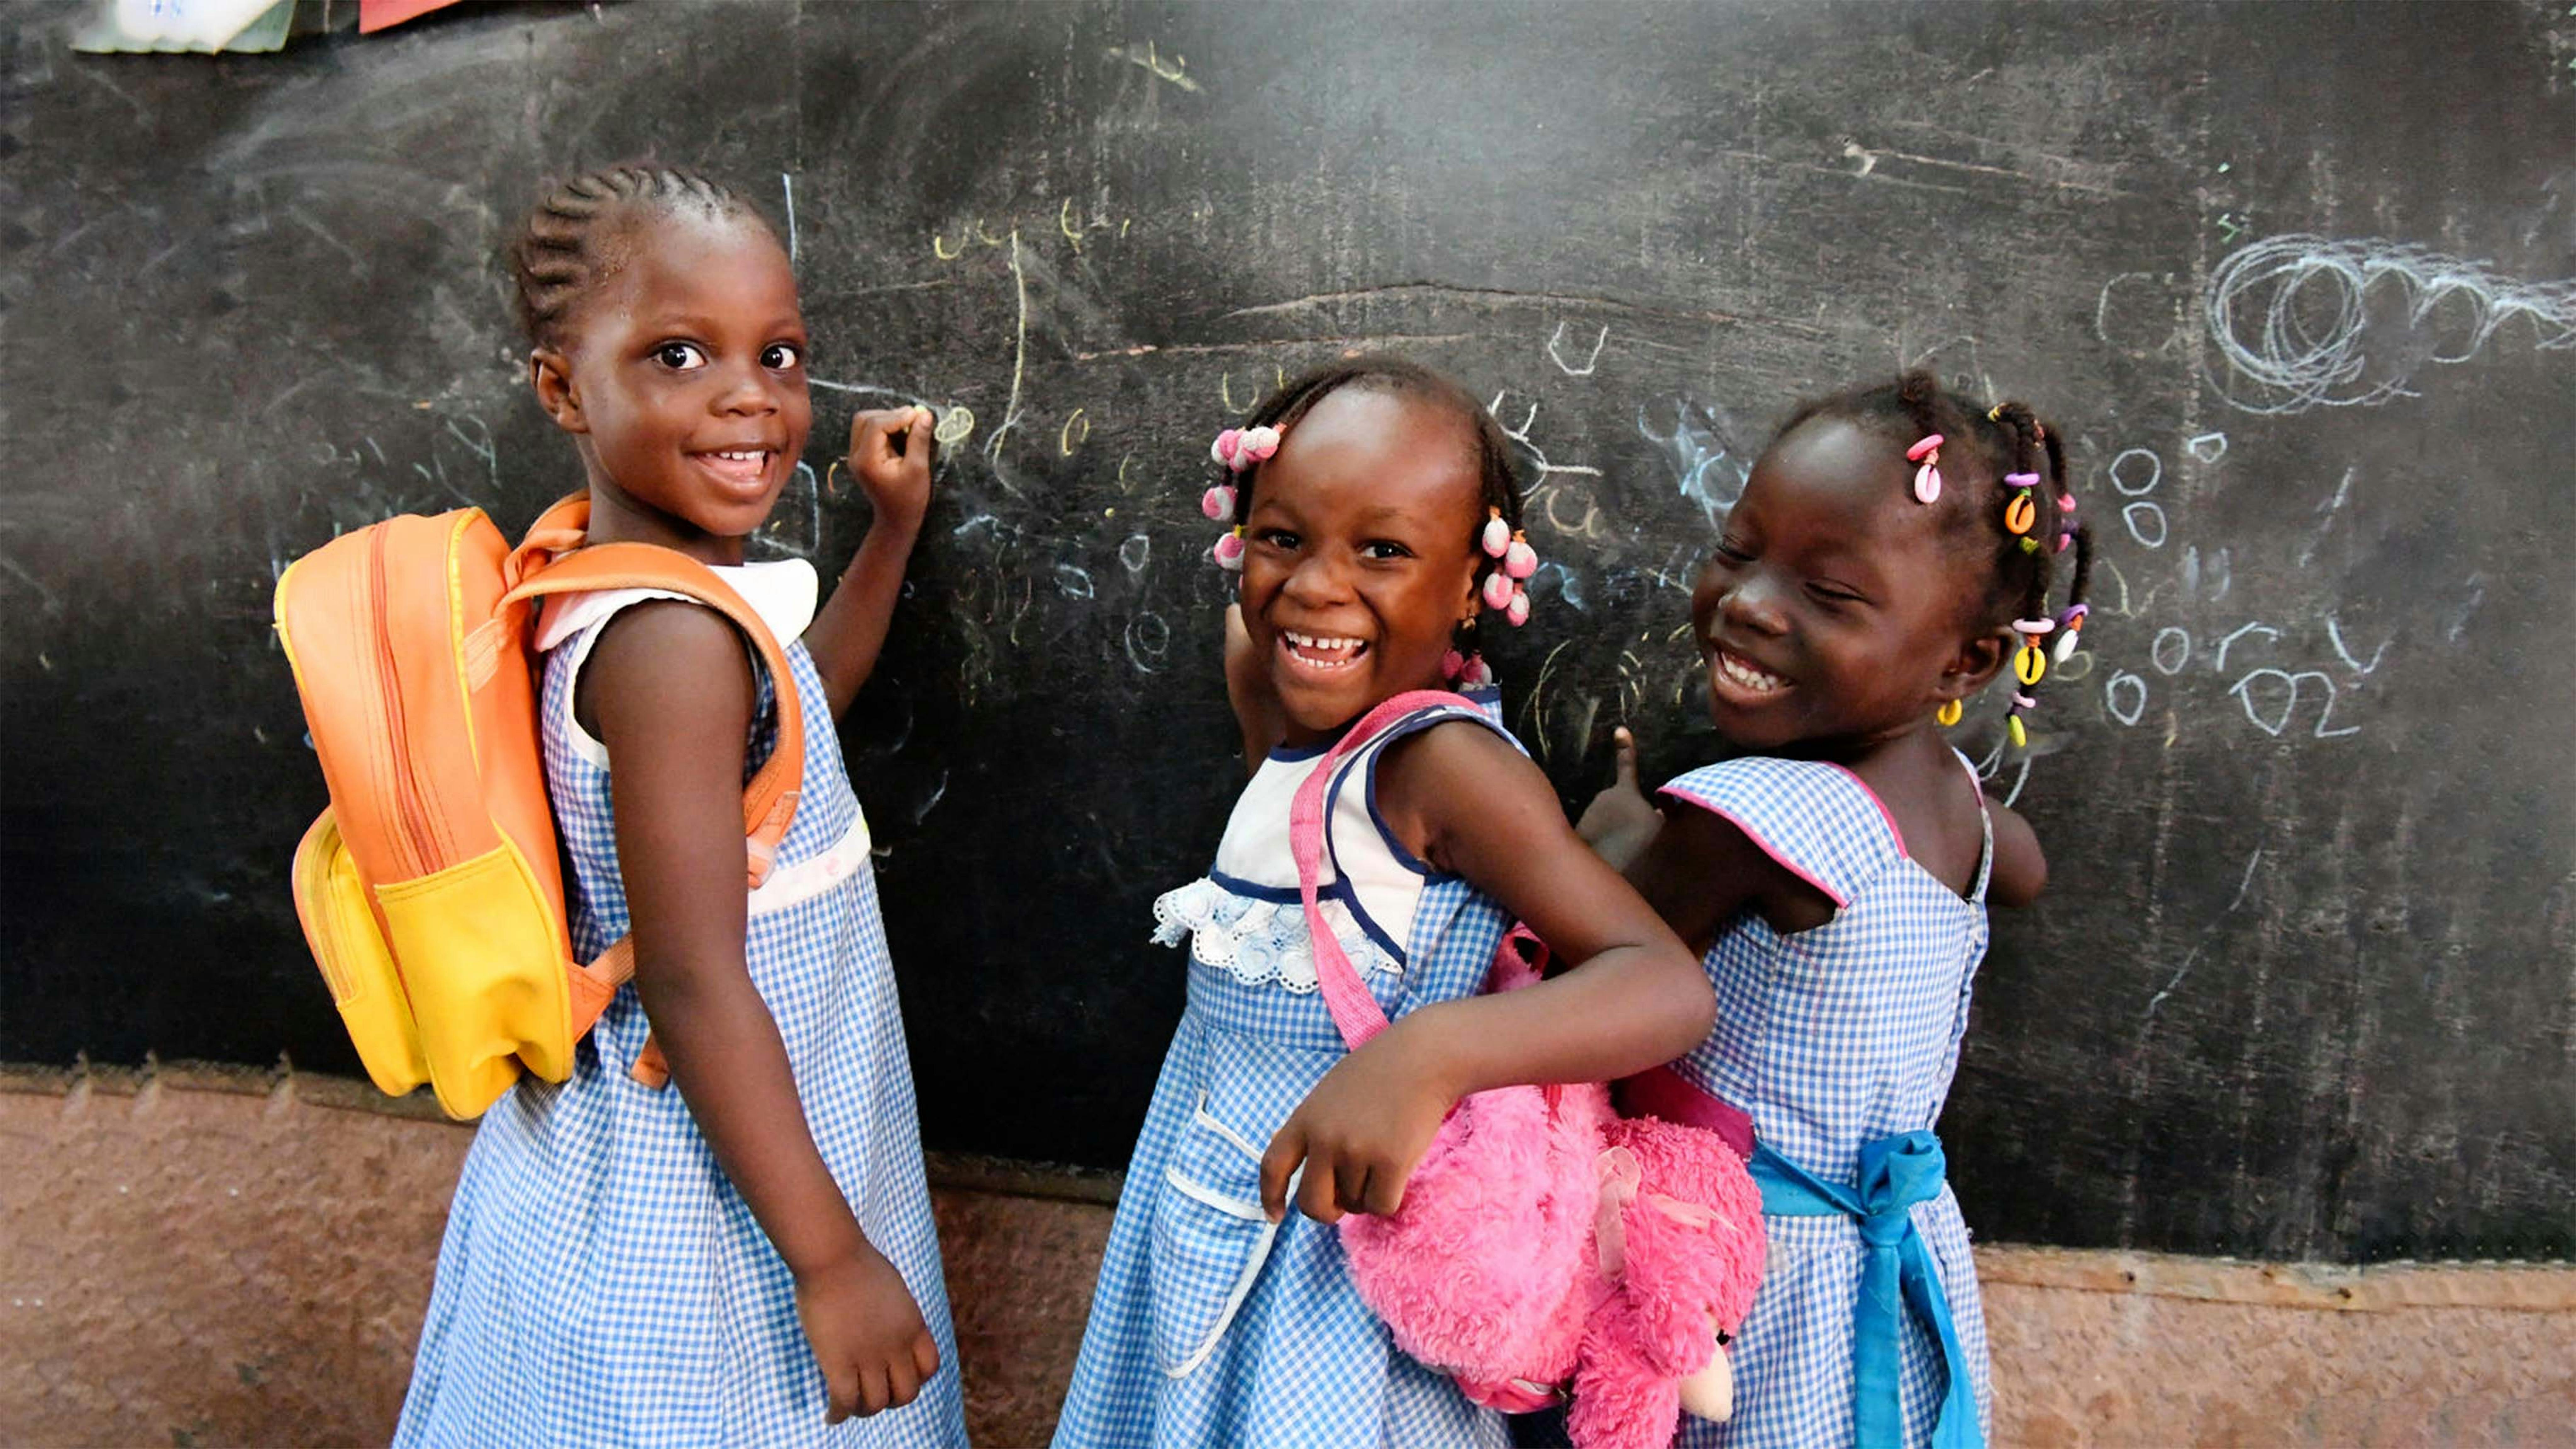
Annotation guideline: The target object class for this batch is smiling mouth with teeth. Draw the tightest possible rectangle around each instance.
[1280,629,1371,671]
[695,448,774,487]
[1713,648,1789,696]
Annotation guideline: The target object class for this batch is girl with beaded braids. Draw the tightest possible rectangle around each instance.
[1570,371,2092,1449]
[1056,358,1713,1448]
[395,165,966,1447]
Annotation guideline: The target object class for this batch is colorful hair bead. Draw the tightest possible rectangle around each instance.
[1907,434,1944,504]
[2011,617,2057,637]
[2013,641,2048,686]
[2007,713,2029,749]
[1502,535,1538,580]
[1210,423,1285,473]
[2005,494,2038,535]
[1936,698,1964,727]
[1481,510,1513,559]
[2052,604,2088,662]
[1482,570,1517,611]
[1211,527,1246,571]
[1505,588,1532,628]
[1201,484,1236,520]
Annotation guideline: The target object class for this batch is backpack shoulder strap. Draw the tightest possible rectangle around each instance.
[1289,689,1488,1051]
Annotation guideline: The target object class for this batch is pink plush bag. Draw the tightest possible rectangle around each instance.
[1287,690,1615,1408]
[1291,692,1771,1447]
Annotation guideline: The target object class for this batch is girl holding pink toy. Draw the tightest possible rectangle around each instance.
[1571,371,2089,1449]
[1055,357,1714,1448]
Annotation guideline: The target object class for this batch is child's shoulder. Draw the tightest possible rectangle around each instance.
[1657,755,1907,910]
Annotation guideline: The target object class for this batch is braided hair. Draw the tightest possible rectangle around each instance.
[1222,357,1527,633]
[1775,370,2096,739]
[506,164,766,350]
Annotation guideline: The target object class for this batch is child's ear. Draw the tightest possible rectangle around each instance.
[1938,628,2011,705]
[529,349,587,434]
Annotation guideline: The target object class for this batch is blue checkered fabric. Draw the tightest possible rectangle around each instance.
[1055,703,1515,1449]
[1654,755,1995,1449]
[394,613,964,1449]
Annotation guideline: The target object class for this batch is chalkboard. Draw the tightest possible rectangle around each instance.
[4,0,2569,1264]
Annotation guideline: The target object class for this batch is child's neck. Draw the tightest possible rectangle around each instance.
[1714,715,1947,773]
[582,470,748,568]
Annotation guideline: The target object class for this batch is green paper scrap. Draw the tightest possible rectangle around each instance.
[73,0,299,54]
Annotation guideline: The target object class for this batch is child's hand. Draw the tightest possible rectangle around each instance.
[1258,1022,1458,1224]
[1577,727,1664,870]
[847,406,936,536]
[793,1244,941,1423]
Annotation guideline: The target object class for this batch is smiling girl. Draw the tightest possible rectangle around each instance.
[394,167,964,1447]
[1054,358,1713,1448]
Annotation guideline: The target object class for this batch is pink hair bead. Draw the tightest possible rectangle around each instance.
[1481,514,1513,558]
[1906,434,1944,462]
[1240,425,1281,461]
[1210,428,1242,467]
[1482,571,1517,611]
[1211,530,1245,570]
[2004,472,2040,488]
[1503,538,1538,580]
[1201,484,1236,520]
[1505,588,1532,627]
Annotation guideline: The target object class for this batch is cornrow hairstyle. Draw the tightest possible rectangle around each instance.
[1774,369,2096,742]
[1222,356,1527,647]
[506,164,766,349]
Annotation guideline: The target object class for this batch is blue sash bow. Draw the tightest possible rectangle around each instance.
[1748,1131,1982,1449]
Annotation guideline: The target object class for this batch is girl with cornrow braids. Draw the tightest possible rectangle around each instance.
[396,165,966,1447]
[1571,371,2093,1449]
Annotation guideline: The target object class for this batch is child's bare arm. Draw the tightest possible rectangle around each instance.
[1223,603,1285,775]
[1258,723,1717,1224]
[803,407,933,720]
[585,603,937,1420]
[1984,797,2048,907]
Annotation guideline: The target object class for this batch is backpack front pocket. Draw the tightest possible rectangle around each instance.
[1145,1091,1289,1378]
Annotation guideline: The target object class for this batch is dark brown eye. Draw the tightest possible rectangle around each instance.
[762,342,802,370]
[653,342,707,371]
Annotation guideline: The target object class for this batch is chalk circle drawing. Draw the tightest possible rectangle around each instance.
[1547,321,1610,377]
[2206,234,2576,415]
[2095,271,2181,356]
[2230,668,2361,739]
[2108,447,2162,496]
[2054,650,2096,683]
[934,406,976,446]
[2123,501,2168,548]
[1124,612,1172,673]
[2151,627,2191,676]
[1118,533,1151,575]
[2186,432,2228,463]
[1055,564,1095,600]
[1636,398,1751,526]
[2105,671,2148,727]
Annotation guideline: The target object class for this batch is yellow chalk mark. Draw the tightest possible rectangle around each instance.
[1219,372,1240,411]
[1060,199,1083,254]
[934,406,976,445]
[976,218,1003,248]
[1121,218,1132,238]
[1060,408,1091,455]
[933,230,964,261]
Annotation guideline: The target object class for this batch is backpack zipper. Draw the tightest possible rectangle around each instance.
[371,528,442,877]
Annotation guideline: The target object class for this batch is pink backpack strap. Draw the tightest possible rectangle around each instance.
[1286,689,1482,1050]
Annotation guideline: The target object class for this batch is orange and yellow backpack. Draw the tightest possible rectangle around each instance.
[272,494,803,1119]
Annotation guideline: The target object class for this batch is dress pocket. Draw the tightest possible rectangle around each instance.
[1146,1090,1289,1378]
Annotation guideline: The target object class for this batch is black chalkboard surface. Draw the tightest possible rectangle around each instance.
[5,0,2570,1263]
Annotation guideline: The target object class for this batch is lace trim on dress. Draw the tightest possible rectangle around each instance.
[1149,877,1401,993]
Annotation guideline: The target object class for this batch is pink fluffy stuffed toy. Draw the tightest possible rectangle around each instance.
[1567,1115,1768,1449]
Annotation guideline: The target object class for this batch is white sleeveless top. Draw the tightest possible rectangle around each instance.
[1152,708,1476,993]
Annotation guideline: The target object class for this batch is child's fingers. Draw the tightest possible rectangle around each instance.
[912,1330,942,1385]
[858,1359,892,1417]
[1258,1124,1305,1222]
[1357,1163,1407,1218]
[819,1357,858,1424]
[1296,1155,1348,1225]
[1613,726,1641,789]
[885,1349,923,1410]
[905,403,935,460]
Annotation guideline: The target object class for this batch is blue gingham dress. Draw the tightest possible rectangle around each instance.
[1055,697,1517,1449]
[1658,754,1994,1449]
[396,569,965,1449]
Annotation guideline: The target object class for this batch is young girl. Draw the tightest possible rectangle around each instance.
[1571,371,2084,1449]
[1055,358,1718,1448]
[395,166,966,1447]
